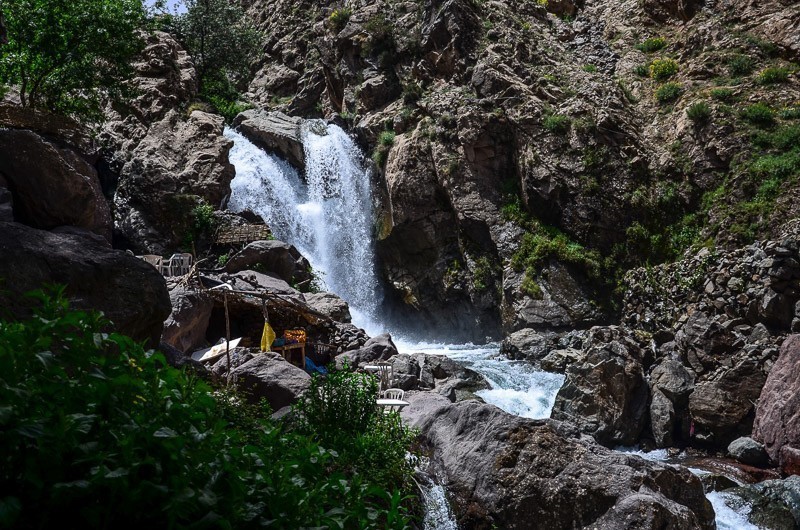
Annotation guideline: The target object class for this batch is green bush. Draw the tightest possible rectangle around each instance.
[328,7,352,32]
[727,54,754,77]
[191,200,217,239]
[710,87,735,101]
[780,106,800,120]
[0,289,416,528]
[471,256,494,292]
[757,67,789,84]
[655,82,682,104]
[649,58,679,81]
[402,82,424,104]
[636,37,667,53]
[634,64,650,77]
[379,130,396,147]
[740,102,775,128]
[582,64,598,73]
[686,101,711,123]
[542,114,571,134]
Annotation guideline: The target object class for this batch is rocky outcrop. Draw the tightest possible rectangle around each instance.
[229,352,310,409]
[231,109,305,170]
[728,437,770,467]
[0,221,170,345]
[389,352,489,400]
[727,476,800,529]
[223,239,311,286]
[303,292,351,323]
[551,326,650,446]
[0,108,111,241]
[623,238,800,449]
[335,333,397,369]
[402,392,715,529]
[101,32,234,254]
[754,334,800,473]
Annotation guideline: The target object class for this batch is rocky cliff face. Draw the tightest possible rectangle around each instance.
[239,0,800,337]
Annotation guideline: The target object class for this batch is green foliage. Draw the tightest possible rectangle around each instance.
[206,94,252,123]
[471,256,494,292]
[402,82,423,104]
[0,289,416,529]
[363,14,395,62]
[293,370,418,509]
[0,0,145,121]
[655,82,682,104]
[780,106,800,120]
[649,58,679,81]
[636,37,667,53]
[757,66,789,85]
[510,225,602,280]
[740,102,775,128]
[582,64,598,73]
[686,101,711,124]
[634,64,650,77]
[379,130,396,147]
[710,87,735,101]
[727,54,754,77]
[542,113,571,134]
[216,252,229,266]
[520,271,543,298]
[173,0,260,101]
[189,200,216,243]
[328,7,352,32]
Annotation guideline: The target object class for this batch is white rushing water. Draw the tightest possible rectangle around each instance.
[226,125,383,333]
[396,341,565,420]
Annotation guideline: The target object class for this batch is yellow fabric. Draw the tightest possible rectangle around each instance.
[260,322,276,352]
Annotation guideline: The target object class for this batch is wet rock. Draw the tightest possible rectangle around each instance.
[0,221,170,345]
[223,239,311,286]
[162,286,214,353]
[232,109,305,171]
[540,348,582,372]
[551,326,649,446]
[230,352,310,409]
[728,437,770,467]
[402,392,715,529]
[728,476,800,529]
[754,335,800,469]
[500,328,551,361]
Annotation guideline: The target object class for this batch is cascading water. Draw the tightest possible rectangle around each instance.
[225,125,383,333]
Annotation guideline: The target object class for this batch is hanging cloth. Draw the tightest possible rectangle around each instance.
[260,299,275,352]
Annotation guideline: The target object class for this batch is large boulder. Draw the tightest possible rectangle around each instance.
[650,359,695,447]
[0,128,111,240]
[232,109,305,171]
[230,352,310,410]
[335,333,398,368]
[389,352,489,399]
[726,476,800,529]
[754,334,800,470]
[162,286,214,353]
[551,326,650,446]
[402,392,715,529]
[0,221,170,345]
[303,292,351,323]
[728,437,771,467]
[223,239,311,286]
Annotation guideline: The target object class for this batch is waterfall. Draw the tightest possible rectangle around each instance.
[225,124,383,333]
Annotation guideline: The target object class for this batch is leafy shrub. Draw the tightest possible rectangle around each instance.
[0,289,416,529]
[471,256,494,292]
[710,87,735,101]
[191,200,217,238]
[655,82,682,104]
[727,54,754,77]
[328,7,352,32]
[740,102,775,128]
[402,82,424,104]
[686,102,711,123]
[542,114,571,134]
[520,270,543,299]
[757,67,789,84]
[649,58,679,81]
[582,64,598,73]
[379,130,396,147]
[363,14,395,59]
[634,64,650,77]
[207,95,252,123]
[511,227,602,279]
[636,37,667,53]
[780,106,800,120]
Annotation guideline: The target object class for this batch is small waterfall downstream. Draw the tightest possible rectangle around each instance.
[225,125,383,332]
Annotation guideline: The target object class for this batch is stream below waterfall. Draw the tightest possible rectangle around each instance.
[225,124,762,530]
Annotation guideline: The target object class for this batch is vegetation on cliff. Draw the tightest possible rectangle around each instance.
[0,289,417,528]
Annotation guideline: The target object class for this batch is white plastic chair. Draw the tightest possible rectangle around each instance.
[375,361,393,392]
[381,388,405,413]
[140,254,162,270]
[166,253,193,276]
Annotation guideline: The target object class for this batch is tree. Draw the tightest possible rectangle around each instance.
[172,0,260,99]
[0,0,145,121]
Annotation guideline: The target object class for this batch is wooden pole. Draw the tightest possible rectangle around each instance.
[224,292,231,387]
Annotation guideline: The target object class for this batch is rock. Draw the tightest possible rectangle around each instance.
[357,74,398,111]
[230,352,310,410]
[0,128,111,241]
[402,392,715,529]
[651,359,695,404]
[303,292,351,323]
[728,437,771,467]
[209,348,255,378]
[780,446,800,477]
[232,109,305,171]
[641,0,704,22]
[158,341,210,377]
[728,476,800,529]
[162,286,214,353]
[223,239,311,286]
[651,388,677,447]
[500,328,551,361]
[540,347,582,372]
[551,327,649,446]
[335,333,398,369]
[754,335,800,469]
[0,221,170,345]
